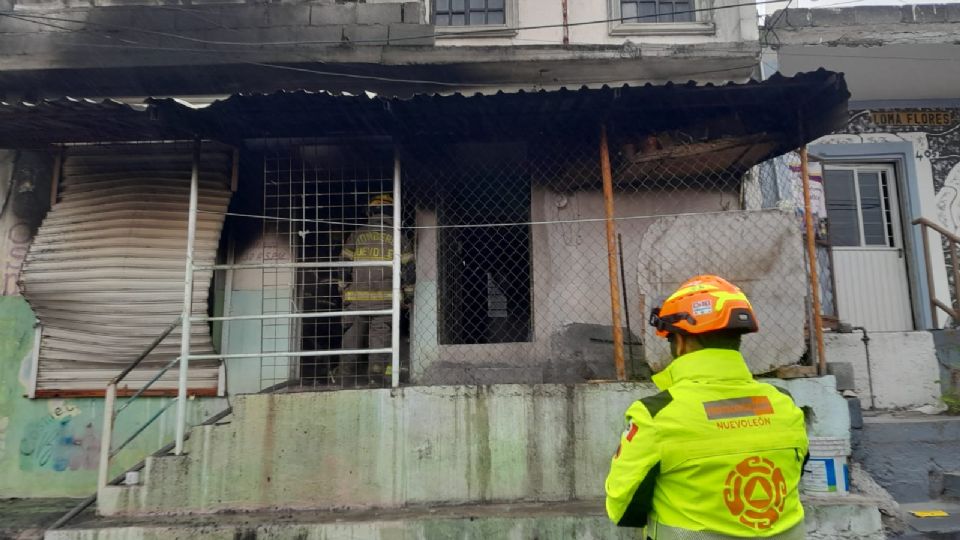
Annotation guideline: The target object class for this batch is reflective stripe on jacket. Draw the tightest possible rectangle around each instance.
[605,349,809,538]
[340,217,413,308]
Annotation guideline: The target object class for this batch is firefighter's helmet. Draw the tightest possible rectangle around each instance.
[649,275,758,338]
[369,193,393,208]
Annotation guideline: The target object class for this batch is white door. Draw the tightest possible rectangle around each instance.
[823,164,914,331]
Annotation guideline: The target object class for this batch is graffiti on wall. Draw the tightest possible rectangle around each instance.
[18,401,100,472]
[844,108,960,230]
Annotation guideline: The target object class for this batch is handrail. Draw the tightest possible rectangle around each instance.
[914,217,960,244]
[913,218,960,328]
[111,316,182,386]
[98,316,182,491]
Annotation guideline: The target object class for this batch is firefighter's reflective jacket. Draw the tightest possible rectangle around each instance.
[605,348,809,539]
[340,217,414,308]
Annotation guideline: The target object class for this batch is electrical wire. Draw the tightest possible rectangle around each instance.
[761,0,793,48]
[202,207,784,230]
[22,29,759,88]
[0,0,785,47]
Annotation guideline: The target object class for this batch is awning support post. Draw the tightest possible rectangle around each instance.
[800,146,827,375]
[600,125,626,381]
[391,147,402,389]
[175,138,201,455]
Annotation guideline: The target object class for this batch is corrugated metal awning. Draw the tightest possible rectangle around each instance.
[0,70,850,160]
[21,142,233,397]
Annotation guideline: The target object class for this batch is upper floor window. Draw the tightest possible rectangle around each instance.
[620,0,694,23]
[435,0,506,26]
[609,0,715,36]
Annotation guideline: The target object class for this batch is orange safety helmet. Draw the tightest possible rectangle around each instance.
[649,275,758,338]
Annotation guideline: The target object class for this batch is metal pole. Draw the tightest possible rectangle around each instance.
[800,147,827,375]
[617,234,635,377]
[97,382,116,491]
[600,125,626,381]
[391,147,402,389]
[219,238,235,397]
[175,139,201,455]
[951,242,960,323]
[197,261,392,271]
[188,348,393,361]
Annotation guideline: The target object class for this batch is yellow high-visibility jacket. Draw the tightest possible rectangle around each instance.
[605,348,809,539]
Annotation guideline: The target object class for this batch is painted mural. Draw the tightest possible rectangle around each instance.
[842,108,960,232]
[18,401,100,472]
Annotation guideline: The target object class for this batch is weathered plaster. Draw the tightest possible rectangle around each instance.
[99,377,848,516]
[0,296,227,498]
[825,331,941,410]
[46,498,884,540]
[853,414,960,502]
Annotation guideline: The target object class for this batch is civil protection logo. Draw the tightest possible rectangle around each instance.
[723,456,787,529]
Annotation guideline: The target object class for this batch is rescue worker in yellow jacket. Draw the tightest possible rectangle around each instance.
[606,275,808,539]
[338,193,413,387]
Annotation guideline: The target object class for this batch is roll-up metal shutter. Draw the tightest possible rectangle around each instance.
[21,142,233,397]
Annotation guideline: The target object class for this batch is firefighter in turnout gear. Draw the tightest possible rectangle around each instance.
[337,194,413,386]
[606,275,809,539]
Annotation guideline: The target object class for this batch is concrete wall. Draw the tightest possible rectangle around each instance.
[0,0,756,51]
[224,226,296,395]
[411,185,739,384]
[825,331,942,410]
[439,0,759,47]
[99,376,848,515]
[780,45,960,102]
[637,210,807,374]
[853,414,960,502]
[931,328,960,396]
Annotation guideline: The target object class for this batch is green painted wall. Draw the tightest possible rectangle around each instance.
[0,296,227,498]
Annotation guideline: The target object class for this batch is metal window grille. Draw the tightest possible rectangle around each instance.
[621,0,694,22]
[434,0,506,26]
[259,144,404,391]
[232,129,826,391]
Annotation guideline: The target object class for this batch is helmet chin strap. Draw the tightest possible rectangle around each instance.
[649,307,697,335]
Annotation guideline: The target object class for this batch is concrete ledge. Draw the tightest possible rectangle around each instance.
[98,380,848,517]
[52,499,884,540]
[825,331,941,410]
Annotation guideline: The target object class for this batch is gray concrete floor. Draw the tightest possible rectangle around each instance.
[0,498,86,540]
[900,500,960,539]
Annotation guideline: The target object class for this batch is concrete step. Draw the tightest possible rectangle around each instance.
[854,414,960,503]
[46,498,885,540]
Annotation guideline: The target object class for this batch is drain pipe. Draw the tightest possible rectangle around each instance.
[851,326,876,410]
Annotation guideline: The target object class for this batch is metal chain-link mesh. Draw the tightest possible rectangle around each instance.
[245,133,823,391]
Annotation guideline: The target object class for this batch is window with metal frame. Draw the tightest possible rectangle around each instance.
[620,0,694,23]
[823,166,898,248]
[434,0,506,26]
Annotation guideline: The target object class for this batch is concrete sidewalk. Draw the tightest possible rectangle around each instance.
[0,498,86,540]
